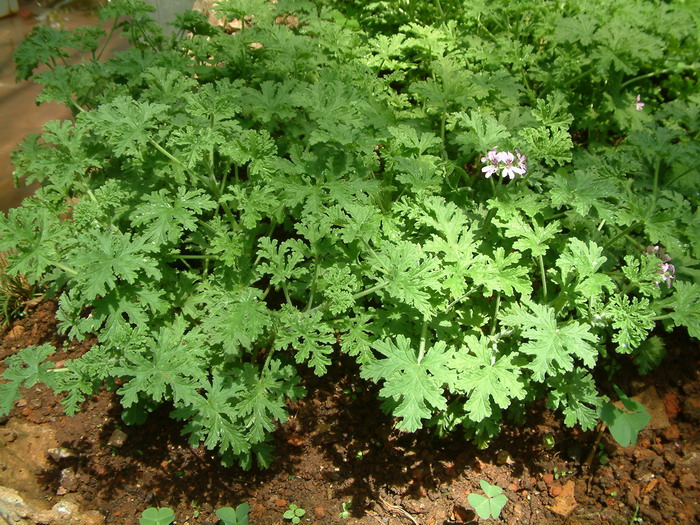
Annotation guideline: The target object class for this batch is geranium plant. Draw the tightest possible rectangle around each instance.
[0,0,698,468]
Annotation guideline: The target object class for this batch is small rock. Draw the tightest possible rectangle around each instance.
[59,468,80,492]
[107,429,128,448]
[549,484,563,498]
[16,399,27,408]
[682,397,700,422]
[275,499,287,507]
[679,472,697,490]
[443,463,458,478]
[663,424,680,441]
[496,450,514,465]
[0,429,17,444]
[663,450,680,467]
[542,473,555,487]
[7,325,25,339]
[313,506,325,517]
[52,499,81,516]
[48,447,76,461]
[663,391,681,420]
[452,505,475,523]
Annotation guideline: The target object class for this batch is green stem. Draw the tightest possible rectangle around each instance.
[621,64,699,89]
[603,223,640,249]
[651,314,672,321]
[538,255,548,301]
[96,18,119,61]
[651,158,661,211]
[305,258,319,312]
[55,262,78,276]
[489,293,501,336]
[417,317,429,363]
[168,253,219,260]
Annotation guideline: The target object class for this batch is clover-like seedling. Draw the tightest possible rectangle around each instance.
[139,507,175,525]
[467,480,507,520]
[339,501,352,519]
[283,503,306,523]
[216,503,249,525]
[598,385,650,447]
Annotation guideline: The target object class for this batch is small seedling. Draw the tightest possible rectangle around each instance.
[599,385,650,447]
[139,507,175,525]
[283,503,306,523]
[542,434,555,450]
[216,503,250,525]
[468,480,507,520]
[339,501,352,519]
[552,466,573,480]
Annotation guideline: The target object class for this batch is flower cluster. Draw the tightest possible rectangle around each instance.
[645,245,675,287]
[635,94,645,111]
[480,147,527,179]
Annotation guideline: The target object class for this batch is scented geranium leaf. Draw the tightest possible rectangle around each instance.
[604,295,655,353]
[471,248,532,297]
[274,307,335,376]
[531,92,574,130]
[256,238,309,287]
[417,196,479,262]
[633,336,666,375]
[201,286,271,357]
[392,156,444,191]
[116,318,207,408]
[453,336,525,422]
[13,25,73,80]
[557,239,613,298]
[317,264,360,315]
[621,254,665,297]
[599,386,650,447]
[241,81,296,124]
[494,212,561,257]
[229,360,304,444]
[368,241,442,318]
[69,230,161,301]
[549,169,619,219]
[0,345,55,415]
[132,187,216,244]
[172,375,250,457]
[338,311,376,364]
[518,126,572,166]
[388,125,442,155]
[80,95,168,159]
[361,335,455,432]
[0,206,69,284]
[663,281,700,339]
[451,110,510,156]
[546,369,602,430]
[500,302,598,381]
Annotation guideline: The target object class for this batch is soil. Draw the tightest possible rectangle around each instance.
[1,300,699,525]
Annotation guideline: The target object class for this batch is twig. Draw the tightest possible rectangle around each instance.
[379,496,419,525]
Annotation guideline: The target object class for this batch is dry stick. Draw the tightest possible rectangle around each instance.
[583,421,607,494]
[379,496,420,525]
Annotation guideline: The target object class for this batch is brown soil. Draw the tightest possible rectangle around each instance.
[1,300,699,525]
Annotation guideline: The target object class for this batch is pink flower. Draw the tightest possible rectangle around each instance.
[635,94,645,111]
[644,245,675,287]
[480,146,527,180]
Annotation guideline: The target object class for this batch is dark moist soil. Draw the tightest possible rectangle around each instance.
[1,300,699,525]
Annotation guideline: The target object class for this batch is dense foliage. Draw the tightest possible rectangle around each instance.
[1,0,699,468]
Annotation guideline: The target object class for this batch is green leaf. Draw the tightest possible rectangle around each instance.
[116,318,206,408]
[452,336,525,422]
[274,307,335,376]
[494,212,561,257]
[81,96,169,159]
[471,248,532,297]
[70,230,161,301]
[368,241,442,318]
[139,507,175,525]
[216,503,249,525]
[229,361,304,444]
[500,302,598,381]
[518,126,573,166]
[557,239,613,299]
[0,345,55,415]
[598,386,650,447]
[451,110,511,156]
[546,369,602,430]
[132,188,216,244]
[468,481,507,520]
[664,281,700,339]
[604,295,655,352]
[362,335,455,432]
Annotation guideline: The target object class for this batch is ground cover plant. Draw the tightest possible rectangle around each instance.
[0,0,699,472]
